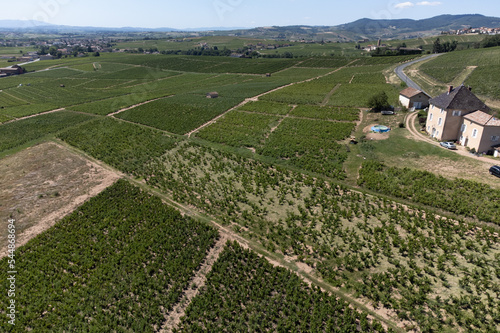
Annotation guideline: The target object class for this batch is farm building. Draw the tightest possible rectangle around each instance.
[206,92,219,99]
[426,85,490,141]
[399,87,430,109]
[459,111,500,153]
[0,65,24,76]
[425,85,500,153]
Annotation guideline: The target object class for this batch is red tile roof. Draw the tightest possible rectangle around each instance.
[463,110,500,127]
[400,87,428,98]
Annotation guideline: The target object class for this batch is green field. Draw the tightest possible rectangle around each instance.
[176,241,388,332]
[2,45,500,333]
[196,110,281,148]
[419,46,500,99]
[0,180,219,332]
[0,111,95,153]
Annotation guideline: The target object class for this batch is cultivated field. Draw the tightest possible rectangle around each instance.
[0,142,120,258]
[1,48,499,332]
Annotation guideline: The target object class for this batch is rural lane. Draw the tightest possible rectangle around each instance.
[394,53,443,94]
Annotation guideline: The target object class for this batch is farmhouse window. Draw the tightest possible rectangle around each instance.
[472,129,478,138]
[492,136,500,142]
[438,118,442,126]
[429,113,433,121]
[461,124,467,132]
[452,110,461,116]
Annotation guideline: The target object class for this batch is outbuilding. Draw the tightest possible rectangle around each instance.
[399,87,430,109]
[206,92,219,99]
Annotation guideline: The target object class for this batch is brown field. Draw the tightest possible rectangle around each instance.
[0,141,121,258]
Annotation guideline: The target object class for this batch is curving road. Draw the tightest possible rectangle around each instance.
[394,53,443,95]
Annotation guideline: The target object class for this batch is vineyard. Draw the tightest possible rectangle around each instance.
[99,54,300,74]
[0,179,219,332]
[1,49,499,333]
[176,241,388,332]
[0,111,95,153]
[196,110,281,148]
[289,105,360,121]
[115,93,242,134]
[57,117,178,175]
[258,118,355,178]
[236,100,293,115]
[418,46,500,99]
[140,142,500,332]
[358,160,500,225]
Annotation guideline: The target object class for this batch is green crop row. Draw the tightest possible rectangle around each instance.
[237,100,293,115]
[358,160,500,225]
[0,111,95,153]
[57,117,178,175]
[176,241,388,332]
[143,142,500,332]
[115,94,242,135]
[0,179,218,332]
[257,118,355,178]
[196,110,280,148]
[290,104,360,121]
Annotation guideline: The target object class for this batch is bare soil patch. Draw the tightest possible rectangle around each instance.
[0,142,121,258]
[363,123,391,141]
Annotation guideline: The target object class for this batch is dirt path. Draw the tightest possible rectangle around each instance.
[160,235,229,333]
[405,111,496,163]
[107,95,174,117]
[186,97,254,138]
[3,108,66,124]
[265,105,296,139]
[321,83,341,106]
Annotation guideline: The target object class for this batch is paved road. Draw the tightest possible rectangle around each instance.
[394,53,443,95]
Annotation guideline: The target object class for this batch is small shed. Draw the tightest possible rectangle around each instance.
[265,73,271,77]
[399,87,430,109]
[206,92,219,99]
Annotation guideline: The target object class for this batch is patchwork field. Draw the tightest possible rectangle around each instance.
[1,50,499,332]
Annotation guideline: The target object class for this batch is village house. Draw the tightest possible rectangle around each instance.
[426,85,490,141]
[460,111,500,153]
[399,87,430,109]
[426,85,500,154]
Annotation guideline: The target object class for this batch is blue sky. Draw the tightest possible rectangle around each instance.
[8,0,500,29]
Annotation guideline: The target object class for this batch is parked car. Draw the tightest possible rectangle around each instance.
[381,110,395,115]
[439,142,457,150]
[490,165,500,178]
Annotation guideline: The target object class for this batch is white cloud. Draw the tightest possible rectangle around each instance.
[417,1,442,5]
[394,2,415,9]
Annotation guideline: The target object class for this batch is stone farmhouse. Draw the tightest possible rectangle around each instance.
[425,85,500,153]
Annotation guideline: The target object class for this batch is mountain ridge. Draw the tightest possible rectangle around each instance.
[1,14,499,39]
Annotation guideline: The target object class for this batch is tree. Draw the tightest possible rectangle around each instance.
[367,91,389,112]
[93,52,100,57]
[433,38,442,53]
[48,46,58,56]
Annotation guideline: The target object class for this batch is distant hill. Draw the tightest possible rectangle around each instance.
[336,14,500,39]
[0,20,53,29]
[0,20,247,33]
[1,14,499,40]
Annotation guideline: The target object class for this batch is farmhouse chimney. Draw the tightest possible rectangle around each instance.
[447,85,453,94]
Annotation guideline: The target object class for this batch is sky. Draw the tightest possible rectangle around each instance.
[7,0,500,29]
